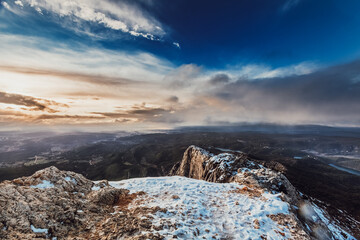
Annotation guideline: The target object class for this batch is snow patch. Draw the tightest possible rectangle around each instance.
[312,204,356,240]
[64,176,77,184]
[190,145,213,156]
[30,225,48,234]
[110,176,291,239]
[215,147,243,153]
[207,153,235,170]
[30,180,54,189]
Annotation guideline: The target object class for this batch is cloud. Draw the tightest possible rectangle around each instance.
[281,0,301,12]
[173,42,180,49]
[224,62,318,80]
[14,1,23,7]
[208,73,231,85]
[202,60,360,125]
[0,91,68,112]
[254,62,317,78]
[1,1,11,10]
[0,33,173,82]
[167,96,179,103]
[3,0,165,40]
[164,64,202,89]
[91,103,179,123]
[1,29,359,128]
[0,109,28,117]
[0,65,140,87]
[36,114,104,120]
[1,59,360,128]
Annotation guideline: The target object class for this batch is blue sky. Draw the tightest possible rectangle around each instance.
[2,0,360,68]
[0,0,360,130]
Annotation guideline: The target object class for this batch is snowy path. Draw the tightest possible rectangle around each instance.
[110,176,292,240]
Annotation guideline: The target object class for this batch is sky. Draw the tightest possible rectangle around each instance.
[0,0,360,131]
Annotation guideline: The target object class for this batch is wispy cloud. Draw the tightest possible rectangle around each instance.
[164,64,202,89]
[0,91,68,112]
[36,114,104,120]
[281,0,301,12]
[222,62,318,80]
[1,1,10,10]
[0,65,141,87]
[92,103,176,123]
[1,0,165,40]
[0,33,173,82]
[173,42,181,49]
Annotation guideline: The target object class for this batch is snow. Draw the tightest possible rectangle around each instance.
[189,145,213,156]
[207,153,236,170]
[64,176,77,184]
[30,225,48,234]
[30,180,54,189]
[312,204,356,240]
[91,185,100,191]
[110,176,291,239]
[215,147,243,153]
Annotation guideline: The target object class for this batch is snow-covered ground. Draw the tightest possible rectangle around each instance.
[312,204,357,240]
[110,176,293,239]
[30,180,54,189]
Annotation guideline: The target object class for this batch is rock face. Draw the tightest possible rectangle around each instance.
[170,146,299,202]
[170,145,357,240]
[172,146,300,205]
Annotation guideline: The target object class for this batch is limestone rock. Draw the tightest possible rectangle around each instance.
[0,167,162,239]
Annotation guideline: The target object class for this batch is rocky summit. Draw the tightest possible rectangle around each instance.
[0,146,357,239]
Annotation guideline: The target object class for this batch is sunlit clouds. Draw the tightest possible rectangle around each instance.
[2,33,360,130]
[2,31,360,130]
[1,0,360,130]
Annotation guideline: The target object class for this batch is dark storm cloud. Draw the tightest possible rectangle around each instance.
[207,60,360,124]
[209,73,231,85]
[0,91,68,112]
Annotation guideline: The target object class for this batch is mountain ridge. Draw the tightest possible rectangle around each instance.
[0,146,357,239]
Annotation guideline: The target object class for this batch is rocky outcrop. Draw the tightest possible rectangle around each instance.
[170,146,298,200]
[0,167,162,240]
[170,145,356,240]
[0,147,356,239]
